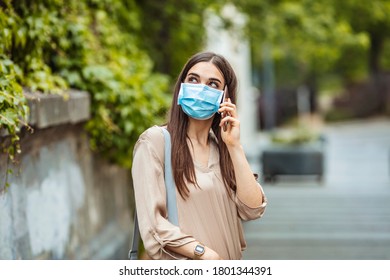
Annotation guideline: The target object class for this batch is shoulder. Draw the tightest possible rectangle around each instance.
[137,125,165,143]
[134,125,165,161]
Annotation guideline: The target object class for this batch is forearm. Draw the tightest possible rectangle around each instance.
[227,144,264,208]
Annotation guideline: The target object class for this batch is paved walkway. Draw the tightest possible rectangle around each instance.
[243,117,390,260]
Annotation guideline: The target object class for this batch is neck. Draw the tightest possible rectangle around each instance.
[187,118,213,146]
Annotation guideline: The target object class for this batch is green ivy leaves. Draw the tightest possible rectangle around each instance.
[1,0,171,174]
[0,57,28,161]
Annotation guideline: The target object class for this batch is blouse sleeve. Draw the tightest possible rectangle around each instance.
[234,183,268,221]
[131,126,196,259]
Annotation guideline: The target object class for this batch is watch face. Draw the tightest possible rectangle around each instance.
[195,244,205,255]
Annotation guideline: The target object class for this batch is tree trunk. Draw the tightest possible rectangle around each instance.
[368,31,385,113]
[368,31,384,78]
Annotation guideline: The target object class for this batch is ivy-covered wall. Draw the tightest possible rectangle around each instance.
[0,0,171,171]
[0,91,133,260]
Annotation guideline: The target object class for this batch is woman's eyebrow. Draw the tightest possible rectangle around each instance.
[187,72,200,78]
[209,77,222,84]
[187,72,223,84]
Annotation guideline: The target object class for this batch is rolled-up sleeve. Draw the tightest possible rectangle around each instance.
[234,183,267,221]
[131,127,196,259]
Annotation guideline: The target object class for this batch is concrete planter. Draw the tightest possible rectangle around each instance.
[261,138,325,183]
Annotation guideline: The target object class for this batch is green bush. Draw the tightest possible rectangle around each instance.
[270,127,319,145]
[0,0,170,170]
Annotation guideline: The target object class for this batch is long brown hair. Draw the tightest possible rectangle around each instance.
[166,51,238,199]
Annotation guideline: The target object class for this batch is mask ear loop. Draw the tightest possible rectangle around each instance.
[221,85,230,132]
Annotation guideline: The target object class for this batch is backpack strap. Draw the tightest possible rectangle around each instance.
[161,127,179,226]
[128,213,140,260]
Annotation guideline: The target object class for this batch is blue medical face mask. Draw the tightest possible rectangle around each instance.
[177,83,224,120]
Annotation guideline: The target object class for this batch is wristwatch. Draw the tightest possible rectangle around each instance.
[194,243,205,260]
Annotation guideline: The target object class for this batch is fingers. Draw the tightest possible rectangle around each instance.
[220,111,230,131]
[219,106,236,116]
[219,115,232,126]
[219,114,240,129]
[219,98,240,131]
[219,98,237,118]
[219,99,236,109]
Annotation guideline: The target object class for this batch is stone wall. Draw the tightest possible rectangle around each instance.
[0,90,134,259]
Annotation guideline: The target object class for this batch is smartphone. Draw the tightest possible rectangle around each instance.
[221,87,230,132]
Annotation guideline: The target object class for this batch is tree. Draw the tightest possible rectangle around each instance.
[232,0,367,88]
[134,0,222,79]
[331,0,390,77]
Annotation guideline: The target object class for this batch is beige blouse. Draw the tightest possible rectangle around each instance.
[131,126,267,260]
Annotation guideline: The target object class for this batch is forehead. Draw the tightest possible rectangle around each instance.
[187,62,224,82]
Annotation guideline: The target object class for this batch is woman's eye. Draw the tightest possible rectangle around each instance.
[209,81,219,88]
[188,77,198,83]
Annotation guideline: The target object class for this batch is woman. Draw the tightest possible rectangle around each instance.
[132,51,267,260]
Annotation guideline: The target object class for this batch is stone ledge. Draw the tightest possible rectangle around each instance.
[24,89,91,129]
